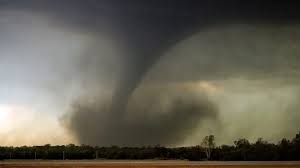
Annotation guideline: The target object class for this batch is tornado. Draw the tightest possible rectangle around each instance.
[3,0,300,146]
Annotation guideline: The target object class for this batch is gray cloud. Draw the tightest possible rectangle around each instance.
[145,24,300,83]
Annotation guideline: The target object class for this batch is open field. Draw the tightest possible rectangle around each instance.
[1,161,300,168]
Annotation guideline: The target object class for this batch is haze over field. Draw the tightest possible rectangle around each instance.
[0,0,300,146]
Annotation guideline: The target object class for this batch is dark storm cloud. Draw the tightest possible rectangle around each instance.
[2,0,300,146]
[3,0,300,111]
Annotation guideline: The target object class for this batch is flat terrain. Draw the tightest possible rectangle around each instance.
[1,160,300,168]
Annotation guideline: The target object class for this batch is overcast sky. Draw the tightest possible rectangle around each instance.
[0,0,300,146]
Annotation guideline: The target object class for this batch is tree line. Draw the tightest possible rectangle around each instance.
[0,132,300,161]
